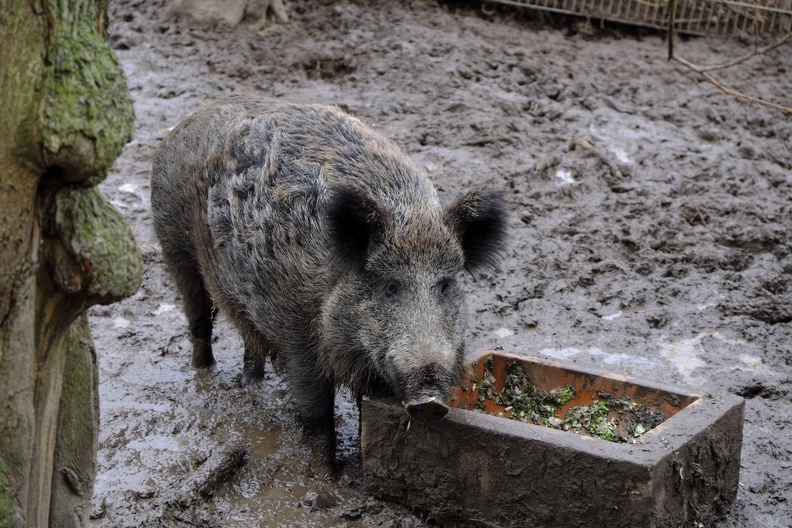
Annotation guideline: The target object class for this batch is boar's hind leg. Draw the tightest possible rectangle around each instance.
[165,252,216,368]
[238,323,270,380]
[184,278,216,369]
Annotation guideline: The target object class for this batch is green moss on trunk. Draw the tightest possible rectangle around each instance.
[52,186,142,302]
[0,0,139,525]
[0,456,15,528]
[49,315,98,527]
[39,0,134,185]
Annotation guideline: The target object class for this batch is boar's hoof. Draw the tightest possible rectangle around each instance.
[189,336,216,369]
[405,399,450,422]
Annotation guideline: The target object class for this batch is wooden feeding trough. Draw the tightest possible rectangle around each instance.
[361,350,744,528]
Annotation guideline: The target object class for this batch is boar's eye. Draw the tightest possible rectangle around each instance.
[384,281,400,298]
[437,279,451,299]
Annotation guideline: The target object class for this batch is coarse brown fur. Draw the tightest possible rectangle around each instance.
[151,93,507,466]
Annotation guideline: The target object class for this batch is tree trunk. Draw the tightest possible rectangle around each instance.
[0,1,141,526]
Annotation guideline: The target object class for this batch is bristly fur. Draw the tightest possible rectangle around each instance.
[325,185,389,275]
[445,184,509,276]
[150,93,509,469]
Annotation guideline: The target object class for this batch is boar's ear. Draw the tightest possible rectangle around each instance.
[326,185,388,273]
[444,185,508,275]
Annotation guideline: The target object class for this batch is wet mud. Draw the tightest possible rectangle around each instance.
[91,0,791,526]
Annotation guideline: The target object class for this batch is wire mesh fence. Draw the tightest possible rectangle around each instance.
[482,0,792,35]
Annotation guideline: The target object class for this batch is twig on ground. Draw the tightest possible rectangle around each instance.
[667,5,792,114]
[463,136,514,147]
[667,0,676,62]
[194,444,249,499]
[687,32,792,73]
[176,443,250,505]
[671,54,792,113]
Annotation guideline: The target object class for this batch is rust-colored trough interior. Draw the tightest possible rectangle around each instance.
[362,350,745,527]
[450,351,698,439]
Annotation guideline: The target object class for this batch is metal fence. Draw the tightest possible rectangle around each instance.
[482,0,792,35]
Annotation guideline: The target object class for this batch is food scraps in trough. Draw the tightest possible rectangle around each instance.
[461,354,665,443]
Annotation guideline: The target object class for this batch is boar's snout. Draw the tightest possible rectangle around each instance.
[405,398,450,422]
[401,364,456,422]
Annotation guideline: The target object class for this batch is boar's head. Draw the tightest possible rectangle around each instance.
[321,183,508,422]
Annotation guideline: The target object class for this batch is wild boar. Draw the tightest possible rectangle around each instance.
[151,93,507,466]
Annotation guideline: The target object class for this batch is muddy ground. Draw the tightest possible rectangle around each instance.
[89,0,791,526]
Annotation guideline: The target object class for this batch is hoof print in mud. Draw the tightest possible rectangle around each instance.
[361,350,745,528]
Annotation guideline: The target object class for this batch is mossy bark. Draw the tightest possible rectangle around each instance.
[0,1,140,526]
[48,315,99,527]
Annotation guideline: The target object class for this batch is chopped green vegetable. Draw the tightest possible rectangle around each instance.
[472,354,664,443]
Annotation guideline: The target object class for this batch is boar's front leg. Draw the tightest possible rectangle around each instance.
[285,352,337,471]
